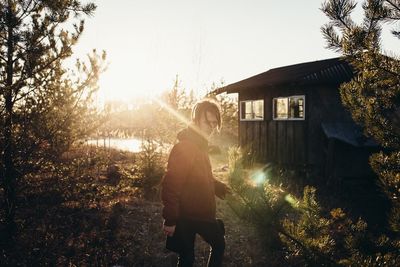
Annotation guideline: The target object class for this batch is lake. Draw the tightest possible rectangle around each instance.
[87,138,143,153]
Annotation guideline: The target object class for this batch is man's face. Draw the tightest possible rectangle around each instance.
[198,111,218,138]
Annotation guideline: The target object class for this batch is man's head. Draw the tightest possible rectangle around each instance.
[191,99,221,137]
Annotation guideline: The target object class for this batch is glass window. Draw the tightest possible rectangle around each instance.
[273,95,305,120]
[274,98,288,119]
[240,99,264,121]
[245,101,253,119]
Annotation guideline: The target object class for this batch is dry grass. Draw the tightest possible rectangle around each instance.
[0,146,279,266]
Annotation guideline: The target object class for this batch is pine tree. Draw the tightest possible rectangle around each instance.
[320,0,400,264]
[0,0,104,233]
[226,147,349,266]
[321,0,400,229]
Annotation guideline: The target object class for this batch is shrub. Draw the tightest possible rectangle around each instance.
[137,137,165,200]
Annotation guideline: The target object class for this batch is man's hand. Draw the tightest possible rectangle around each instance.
[163,224,176,237]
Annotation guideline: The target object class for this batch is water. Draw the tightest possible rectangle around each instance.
[87,138,143,153]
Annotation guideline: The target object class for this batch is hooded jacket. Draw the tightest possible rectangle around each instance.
[161,127,228,226]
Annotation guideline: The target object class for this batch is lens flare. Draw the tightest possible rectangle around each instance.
[249,170,268,186]
[284,194,299,208]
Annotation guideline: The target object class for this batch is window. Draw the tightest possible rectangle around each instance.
[240,99,264,121]
[273,95,305,120]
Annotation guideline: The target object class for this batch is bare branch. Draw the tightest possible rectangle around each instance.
[15,0,36,25]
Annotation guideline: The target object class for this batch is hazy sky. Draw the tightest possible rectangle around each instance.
[72,0,399,102]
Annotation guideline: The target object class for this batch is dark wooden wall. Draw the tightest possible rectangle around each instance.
[238,84,353,167]
[325,139,378,184]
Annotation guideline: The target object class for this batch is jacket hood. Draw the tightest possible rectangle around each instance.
[177,127,208,151]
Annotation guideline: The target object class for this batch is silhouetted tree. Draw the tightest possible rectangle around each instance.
[0,0,104,233]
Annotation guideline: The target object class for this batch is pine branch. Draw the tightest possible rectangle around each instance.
[386,0,400,13]
[371,55,400,78]
[321,23,343,52]
[321,0,356,31]
[228,188,339,266]
[14,58,102,161]
[11,41,76,98]
[277,228,341,266]
[364,1,381,39]
[15,0,36,26]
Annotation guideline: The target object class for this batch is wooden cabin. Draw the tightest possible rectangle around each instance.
[215,57,378,181]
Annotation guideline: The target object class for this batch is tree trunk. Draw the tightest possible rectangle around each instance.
[2,3,16,234]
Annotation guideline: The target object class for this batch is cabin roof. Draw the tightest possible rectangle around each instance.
[215,57,354,94]
[321,122,378,147]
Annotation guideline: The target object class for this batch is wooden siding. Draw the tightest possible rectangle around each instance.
[238,85,352,167]
[239,119,307,165]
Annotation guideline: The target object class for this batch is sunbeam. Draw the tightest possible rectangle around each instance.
[152,97,212,141]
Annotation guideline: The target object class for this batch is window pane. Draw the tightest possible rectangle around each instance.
[274,98,288,119]
[289,96,305,119]
[253,100,264,119]
[245,101,253,119]
[240,101,246,119]
[241,101,254,120]
[241,99,264,120]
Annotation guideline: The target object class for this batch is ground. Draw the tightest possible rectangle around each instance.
[0,143,392,266]
[0,146,277,267]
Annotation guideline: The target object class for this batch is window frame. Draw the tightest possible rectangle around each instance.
[239,99,264,121]
[272,95,306,121]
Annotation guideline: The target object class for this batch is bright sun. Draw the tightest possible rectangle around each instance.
[97,66,145,102]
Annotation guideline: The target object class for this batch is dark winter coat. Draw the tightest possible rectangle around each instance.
[161,127,228,226]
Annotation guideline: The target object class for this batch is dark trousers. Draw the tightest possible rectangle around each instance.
[168,219,225,267]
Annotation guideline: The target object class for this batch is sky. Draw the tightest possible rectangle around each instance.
[72,0,399,103]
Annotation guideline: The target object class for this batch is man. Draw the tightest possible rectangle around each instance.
[161,99,230,267]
